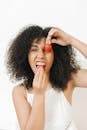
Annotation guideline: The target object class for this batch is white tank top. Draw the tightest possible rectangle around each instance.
[14,87,78,130]
[26,88,78,130]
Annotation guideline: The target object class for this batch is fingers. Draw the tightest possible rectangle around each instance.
[41,72,47,89]
[46,27,70,46]
[33,67,44,87]
[33,67,46,94]
[51,38,68,46]
[46,34,52,44]
[46,28,58,44]
[37,68,44,86]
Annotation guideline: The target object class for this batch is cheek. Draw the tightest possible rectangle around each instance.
[28,53,33,67]
[50,54,54,65]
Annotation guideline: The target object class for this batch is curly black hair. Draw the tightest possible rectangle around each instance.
[6,25,80,90]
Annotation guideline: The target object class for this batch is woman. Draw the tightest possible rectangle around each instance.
[6,25,87,130]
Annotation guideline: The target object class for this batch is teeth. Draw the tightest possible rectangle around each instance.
[36,62,46,68]
[36,62,46,66]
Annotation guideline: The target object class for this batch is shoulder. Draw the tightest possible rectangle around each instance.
[12,84,32,110]
[12,83,33,99]
[12,84,27,100]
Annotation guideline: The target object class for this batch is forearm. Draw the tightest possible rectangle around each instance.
[70,37,87,58]
[25,93,45,130]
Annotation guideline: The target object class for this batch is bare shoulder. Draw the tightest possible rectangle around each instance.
[12,84,32,108]
[12,84,26,99]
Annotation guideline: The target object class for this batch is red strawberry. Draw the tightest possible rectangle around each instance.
[44,44,52,52]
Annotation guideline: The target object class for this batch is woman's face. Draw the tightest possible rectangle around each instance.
[28,38,54,74]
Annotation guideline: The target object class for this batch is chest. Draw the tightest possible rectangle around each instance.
[27,89,72,129]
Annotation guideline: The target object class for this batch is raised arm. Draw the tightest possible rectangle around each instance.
[46,27,87,58]
[68,33,87,87]
[70,37,87,58]
[46,28,87,88]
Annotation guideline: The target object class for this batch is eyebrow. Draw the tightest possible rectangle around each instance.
[31,43,38,48]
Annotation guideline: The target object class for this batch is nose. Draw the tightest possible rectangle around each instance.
[37,49,45,58]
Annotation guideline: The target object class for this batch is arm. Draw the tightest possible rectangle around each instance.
[12,68,46,130]
[12,86,45,130]
[69,35,87,87]
[64,31,87,87]
[46,27,87,58]
[46,28,87,88]
[70,36,87,58]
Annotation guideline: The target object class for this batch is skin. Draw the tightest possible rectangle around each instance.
[28,38,54,74]
[28,38,54,94]
[12,28,87,130]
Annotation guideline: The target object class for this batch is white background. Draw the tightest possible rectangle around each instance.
[0,0,87,129]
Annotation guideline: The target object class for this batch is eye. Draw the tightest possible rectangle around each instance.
[30,48,38,52]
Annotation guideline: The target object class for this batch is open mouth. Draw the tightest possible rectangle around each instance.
[35,62,46,69]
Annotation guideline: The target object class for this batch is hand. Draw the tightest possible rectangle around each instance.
[32,67,47,95]
[46,28,73,46]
